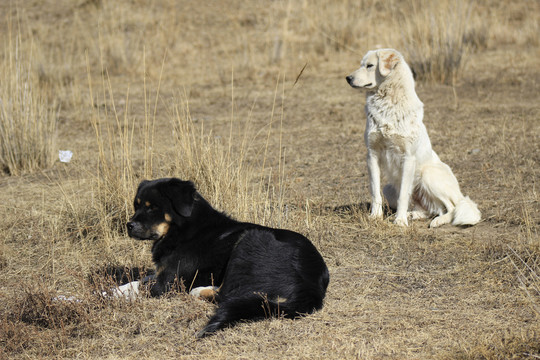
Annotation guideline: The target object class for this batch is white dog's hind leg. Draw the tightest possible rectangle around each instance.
[429,197,455,228]
[416,160,480,227]
[416,160,461,228]
[429,212,453,228]
[452,196,481,226]
[367,151,384,218]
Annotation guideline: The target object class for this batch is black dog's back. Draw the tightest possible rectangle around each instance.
[198,228,329,337]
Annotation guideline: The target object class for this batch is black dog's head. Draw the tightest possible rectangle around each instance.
[126,178,196,241]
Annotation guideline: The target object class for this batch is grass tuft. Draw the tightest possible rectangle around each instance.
[508,245,540,317]
[396,0,483,84]
[0,17,57,175]
[18,285,90,329]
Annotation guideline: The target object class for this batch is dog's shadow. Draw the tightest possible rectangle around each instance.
[89,265,154,287]
[331,202,394,217]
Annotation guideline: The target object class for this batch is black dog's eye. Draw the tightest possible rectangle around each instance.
[366,64,374,69]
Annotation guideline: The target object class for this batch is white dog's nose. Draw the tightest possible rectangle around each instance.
[346,75,354,85]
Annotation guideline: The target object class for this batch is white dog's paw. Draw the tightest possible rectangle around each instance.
[190,286,218,300]
[394,216,408,227]
[112,281,140,301]
[429,217,444,228]
[429,212,453,228]
[369,204,383,219]
[409,210,428,220]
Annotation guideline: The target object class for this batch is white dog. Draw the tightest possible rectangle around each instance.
[346,48,481,227]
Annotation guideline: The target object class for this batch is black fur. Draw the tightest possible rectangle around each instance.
[126,178,329,337]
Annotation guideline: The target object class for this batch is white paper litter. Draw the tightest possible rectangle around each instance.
[59,150,73,163]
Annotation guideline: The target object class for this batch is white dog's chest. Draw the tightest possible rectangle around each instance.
[364,94,423,152]
[365,111,415,152]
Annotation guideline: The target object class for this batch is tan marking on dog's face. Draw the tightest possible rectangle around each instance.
[136,198,141,204]
[153,222,170,238]
[164,213,172,222]
[145,201,151,207]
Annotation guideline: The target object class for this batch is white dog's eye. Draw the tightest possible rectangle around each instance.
[366,64,374,69]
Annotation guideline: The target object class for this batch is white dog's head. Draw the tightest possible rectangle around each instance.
[346,49,404,90]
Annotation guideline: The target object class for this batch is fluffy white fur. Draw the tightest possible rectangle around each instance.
[346,48,481,227]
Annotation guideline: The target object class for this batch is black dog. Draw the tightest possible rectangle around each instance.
[126,178,329,337]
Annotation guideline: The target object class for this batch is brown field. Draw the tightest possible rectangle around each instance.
[1,0,539,359]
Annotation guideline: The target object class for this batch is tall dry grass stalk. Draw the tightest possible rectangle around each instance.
[299,0,380,54]
[507,245,540,317]
[396,0,474,84]
[293,0,486,84]
[0,19,57,175]
[169,95,250,215]
[85,49,162,240]
[73,49,288,249]
[504,141,540,318]
[169,74,288,227]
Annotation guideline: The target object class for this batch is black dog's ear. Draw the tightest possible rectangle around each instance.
[136,180,150,194]
[162,178,196,218]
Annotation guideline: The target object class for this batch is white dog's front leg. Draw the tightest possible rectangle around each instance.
[367,151,383,218]
[395,155,416,226]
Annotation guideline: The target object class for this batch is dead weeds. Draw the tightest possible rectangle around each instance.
[0,0,539,359]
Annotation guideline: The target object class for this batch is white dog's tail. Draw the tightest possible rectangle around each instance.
[452,196,481,226]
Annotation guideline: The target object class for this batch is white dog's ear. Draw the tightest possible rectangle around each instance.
[377,50,400,77]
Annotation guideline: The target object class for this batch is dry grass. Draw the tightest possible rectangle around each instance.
[0,0,539,359]
[395,0,473,84]
[0,16,57,175]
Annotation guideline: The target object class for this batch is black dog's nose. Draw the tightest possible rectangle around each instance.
[346,75,353,84]
[126,222,134,232]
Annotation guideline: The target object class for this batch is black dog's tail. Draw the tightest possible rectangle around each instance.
[197,292,321,338]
